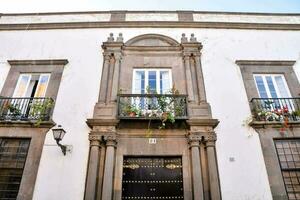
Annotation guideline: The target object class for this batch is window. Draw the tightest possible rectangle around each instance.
[0,138,30,200]
[133,69,172,94]
[13,73,50,98]
[275,139,300,200]
[253,74,291,98]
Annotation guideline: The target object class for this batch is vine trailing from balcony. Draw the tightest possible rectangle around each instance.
[29,98,54,126]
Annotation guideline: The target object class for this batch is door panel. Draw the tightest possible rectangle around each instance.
[122,157,184,199]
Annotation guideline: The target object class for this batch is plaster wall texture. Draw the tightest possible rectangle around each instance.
[0,26,300,200]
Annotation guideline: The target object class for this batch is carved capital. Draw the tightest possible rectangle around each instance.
[204,131,217,147]
[104,135,117,147]
[103,54,111,61]
[187,133,202,148]
[88,134,102,147]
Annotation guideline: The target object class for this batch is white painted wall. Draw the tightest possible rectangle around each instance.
[0,21,300,200]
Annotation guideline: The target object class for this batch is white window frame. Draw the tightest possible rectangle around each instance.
[13,73,51,98]
[132,68,172,94]
[253,74,292,98]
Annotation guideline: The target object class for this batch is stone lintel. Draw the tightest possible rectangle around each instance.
[8,59,69,66]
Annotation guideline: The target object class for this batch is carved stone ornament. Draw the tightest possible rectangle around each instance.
[181,33,188,43]
[190,33,197,42]
[116,33,124,42]
[107,33,114,42]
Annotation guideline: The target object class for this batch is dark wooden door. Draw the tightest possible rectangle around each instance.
[122,157,184,199]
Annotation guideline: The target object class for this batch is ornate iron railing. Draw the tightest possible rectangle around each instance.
[0,97,54,121]
[250,98,300,122]
[118,94,188,120]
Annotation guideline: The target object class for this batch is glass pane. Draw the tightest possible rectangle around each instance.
[13,74,31,97]
[254,76,268,98]
[275,76,290,98]
[134,71,145,94]
[266,76,278,98]
[160,71,170,94]
[34,74,50,97]
[148,71,156,93]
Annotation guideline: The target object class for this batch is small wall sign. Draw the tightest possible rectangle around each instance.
[148,138,157,144]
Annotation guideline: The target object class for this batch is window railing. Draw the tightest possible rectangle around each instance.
[117,94,188,120]
[0,97,54,121]
[250,98,300,122]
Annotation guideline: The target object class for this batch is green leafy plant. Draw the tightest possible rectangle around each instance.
[29,98,54,125]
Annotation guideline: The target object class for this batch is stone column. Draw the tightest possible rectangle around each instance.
[96,143,106,200]
[183,54,195,102]
[85,135,102,200]
[101,135,117,200]
[205,132,221,200]
[110,52,122,102]
[188,133,204,200]
[99,54,111,103]
[193,55,207,103]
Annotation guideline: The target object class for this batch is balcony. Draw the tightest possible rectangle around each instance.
[250,98,300,123]
[117,94,188,120]
[0,97,54,122]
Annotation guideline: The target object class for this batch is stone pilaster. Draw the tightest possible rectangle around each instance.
[101,134,117,200]
[193,54,207,103]
[204,131,221,200]
[98,54,111,104]
[183,54,195,102]
[110,52,122,102]
[85,134,102,200]
[188,133,204,200]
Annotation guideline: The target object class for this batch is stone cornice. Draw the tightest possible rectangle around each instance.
[86,119,119,128]
[187,118,219,128]
[1,21,300,31]
[8,59,69,65]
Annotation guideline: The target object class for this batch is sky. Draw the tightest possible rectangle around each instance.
[0,0,300,13]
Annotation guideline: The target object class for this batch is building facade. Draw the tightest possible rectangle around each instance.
[0,11,300,200]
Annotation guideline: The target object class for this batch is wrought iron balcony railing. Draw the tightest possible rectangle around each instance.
[250,98,300,122]
[0,97,54,122]
[117,94,188,120]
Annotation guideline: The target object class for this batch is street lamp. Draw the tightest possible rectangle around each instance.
[52,125,67,155]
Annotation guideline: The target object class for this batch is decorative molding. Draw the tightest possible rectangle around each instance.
[1,21,300,31]
[236,60,296,66]
[8,59,69,65]
[125,34,180,46]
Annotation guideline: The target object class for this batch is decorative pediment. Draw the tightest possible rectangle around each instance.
[125,34,180,47]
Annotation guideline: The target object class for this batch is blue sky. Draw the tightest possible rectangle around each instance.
[1,0,300,13]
